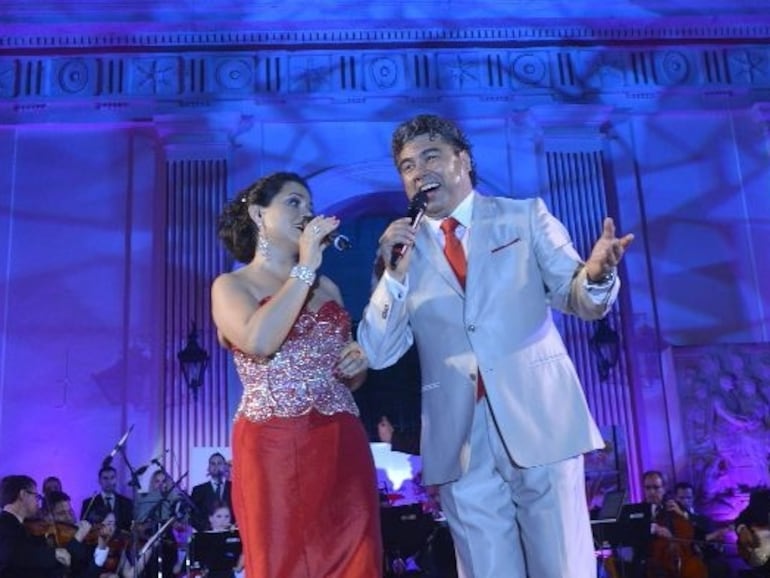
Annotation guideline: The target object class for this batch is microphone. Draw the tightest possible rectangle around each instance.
[135,450,170,476]
[151,449,171,467]
[390,189,429,268]
[102,424,135,467]
[328,231,352,251]
[302,217,352,251]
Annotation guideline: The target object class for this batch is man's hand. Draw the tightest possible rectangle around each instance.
[378,217,417,282]
[74,519,91,542]
[54,548,71,567]
[585,217,634,282]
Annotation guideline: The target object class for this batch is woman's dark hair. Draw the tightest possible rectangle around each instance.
[218,171,310,264]
[390,114,477,186]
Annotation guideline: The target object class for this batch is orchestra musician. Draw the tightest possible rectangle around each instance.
[735,488,770,574]
[80,466,133,533]
[1,474,71,578]
[190,453,233,533]
[187,501,243,578]
[622,470,709,578]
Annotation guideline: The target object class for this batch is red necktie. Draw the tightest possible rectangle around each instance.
[440,217,466,288]
[440,217,485,400]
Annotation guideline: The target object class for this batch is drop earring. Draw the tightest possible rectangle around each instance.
[257,230,271,259]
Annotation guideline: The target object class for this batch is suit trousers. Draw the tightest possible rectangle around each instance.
[438,399,596,578]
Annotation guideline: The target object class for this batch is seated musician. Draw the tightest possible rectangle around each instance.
[190,453,234,533]
[40,476,63,517]
[187,501,243,578]
[620,470,708,578]
[377,415,420,456]
[47,490,111,578]
[134,470,185,578]
[735,488,770,573]
[0,474,71,578]
[80,466,133,533]
[673,481,732,577]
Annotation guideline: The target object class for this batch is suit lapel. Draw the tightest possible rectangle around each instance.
[418,220,464,295]
[466,195,504,298]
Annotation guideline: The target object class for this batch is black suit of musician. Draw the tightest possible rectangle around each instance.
[190,452,233,531]
[79,465,133,532]
[80,492,133,532]
[1,475,69,578]
[191,480,233,531]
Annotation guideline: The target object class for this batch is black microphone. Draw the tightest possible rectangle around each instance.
[390,189,429,268]
[136,450,170,476]
[151,449,171,467]
[102,424,135,467]
[302,217,352,251]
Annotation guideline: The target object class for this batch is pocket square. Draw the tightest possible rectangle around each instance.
[491,238,521,253]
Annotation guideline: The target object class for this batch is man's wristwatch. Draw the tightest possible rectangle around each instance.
[587,269,616,286]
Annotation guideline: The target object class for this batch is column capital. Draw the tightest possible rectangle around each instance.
[526,105,615,151]
[153,112,251,160]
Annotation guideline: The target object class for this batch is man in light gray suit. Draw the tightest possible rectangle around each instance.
[358,114,634,578]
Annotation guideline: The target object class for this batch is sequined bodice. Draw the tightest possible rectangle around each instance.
[233,300,360,422]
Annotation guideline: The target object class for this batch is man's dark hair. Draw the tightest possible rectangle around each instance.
[45,490,71,509]
[1,474,35,507]
[391,114,477,186]
[209,452,226,463]
[674,482,694,492]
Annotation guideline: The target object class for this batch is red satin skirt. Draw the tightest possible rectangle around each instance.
[231,411,382,578]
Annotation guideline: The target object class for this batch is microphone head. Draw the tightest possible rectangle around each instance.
[408,189,429,218]
[332,234,352,251]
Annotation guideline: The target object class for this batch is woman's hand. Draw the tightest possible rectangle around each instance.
[335,341,369,390]
[298,215,340,271]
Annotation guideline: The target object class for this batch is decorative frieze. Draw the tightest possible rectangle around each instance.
[2,16,770,123]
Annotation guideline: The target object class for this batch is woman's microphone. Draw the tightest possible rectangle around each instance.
[302,217,352,251]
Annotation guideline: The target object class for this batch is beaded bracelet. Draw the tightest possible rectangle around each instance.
[289,265,316,287]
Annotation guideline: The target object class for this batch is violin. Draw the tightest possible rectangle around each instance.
[647,498,708,578]
[100,529,132,573]
[24,518,82,547]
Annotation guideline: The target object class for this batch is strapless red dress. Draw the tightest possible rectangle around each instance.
[230,300,382,578]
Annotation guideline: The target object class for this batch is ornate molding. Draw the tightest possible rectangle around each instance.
[2,22,770,123]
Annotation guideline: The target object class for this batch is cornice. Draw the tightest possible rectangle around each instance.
[2,17,770,51]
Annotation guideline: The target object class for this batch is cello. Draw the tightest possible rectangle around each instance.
[647,497,708,578]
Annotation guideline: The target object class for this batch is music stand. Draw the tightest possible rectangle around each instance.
[591,490,626,548]
[189,530,242,574]
[380,504,435,563]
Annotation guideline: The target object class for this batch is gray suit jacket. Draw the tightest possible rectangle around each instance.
[358,194,614,485]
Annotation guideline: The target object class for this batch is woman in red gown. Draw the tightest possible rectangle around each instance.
[211,171,382,578]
